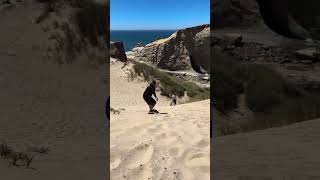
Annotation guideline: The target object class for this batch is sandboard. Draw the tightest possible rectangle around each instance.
[148,112,168,115]
[148,109,159,114]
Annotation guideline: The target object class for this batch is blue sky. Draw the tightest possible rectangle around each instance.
[110,0,210,30]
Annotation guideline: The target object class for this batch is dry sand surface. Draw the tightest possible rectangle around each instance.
[0,1,108,180]
[110,60,210,180]
[213,119,320,180]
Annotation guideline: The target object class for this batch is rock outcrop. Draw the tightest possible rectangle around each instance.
[132,24,210,72]
[213,32,320,92]
[211,0,260,28]
[110,41,127,62]
[295,47,320,61]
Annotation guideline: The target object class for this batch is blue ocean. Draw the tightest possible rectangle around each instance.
[110,30,176,51]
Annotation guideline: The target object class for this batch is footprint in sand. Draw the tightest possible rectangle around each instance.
[168,131,180,137]
[185,149,210,173]
[120,143,154,169]
[147,127,159,134]
[168,146,184,157]
[157,133,167,138]
[156,124,163,129]
[155,132,178,145]
[147,124,163,134]
[147,123,167,134]
[123,162,153,180]
[196,139,209,148]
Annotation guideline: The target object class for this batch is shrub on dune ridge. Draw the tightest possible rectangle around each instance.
[213,47,320,135]
[245,64,304,113]
[132,62,209,101]
[75,0,108,46]
[133,62,186,97]
[35,0,108,47]
[43,0,108,65]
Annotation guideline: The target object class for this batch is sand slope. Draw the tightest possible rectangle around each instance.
[0,2,108,179]
[213,119,320,180]
[110,61,210,180]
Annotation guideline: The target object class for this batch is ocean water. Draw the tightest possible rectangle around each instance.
[110,30,176,51]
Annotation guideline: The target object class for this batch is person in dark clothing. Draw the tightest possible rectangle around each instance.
[106,96,110,120]
[143,80,159,113]
[170,94,177,106]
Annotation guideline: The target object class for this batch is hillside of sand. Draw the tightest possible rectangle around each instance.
[0,1,108,179]
[212,118,320,180]
[110,60,210,180]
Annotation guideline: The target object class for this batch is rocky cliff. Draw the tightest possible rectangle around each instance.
[211,0,260,28]
[130,24,210,72]
[110,41,127,62]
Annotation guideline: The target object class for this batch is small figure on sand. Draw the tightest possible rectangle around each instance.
[170,94,177,106]
[143,80,159,114]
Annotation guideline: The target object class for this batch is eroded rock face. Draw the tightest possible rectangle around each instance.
[211,0,260,28]
[110,41,127,62]
[133,24,210,72]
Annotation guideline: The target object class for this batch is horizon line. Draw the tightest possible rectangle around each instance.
[110,23,210,31]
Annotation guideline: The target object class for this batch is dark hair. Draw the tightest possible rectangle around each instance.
[150,80,156,85]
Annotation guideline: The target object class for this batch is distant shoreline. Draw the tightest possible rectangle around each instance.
[110,30,175,51]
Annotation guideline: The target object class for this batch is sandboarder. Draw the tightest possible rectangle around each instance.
[170,94,177,106]
[143,80,159,113]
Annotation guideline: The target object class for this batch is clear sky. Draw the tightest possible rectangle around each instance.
[110,0,210,30]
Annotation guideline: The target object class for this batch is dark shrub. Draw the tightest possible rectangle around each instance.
[75,0,108,46]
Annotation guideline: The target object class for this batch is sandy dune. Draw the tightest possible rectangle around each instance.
[110,60,210,180]
[0,2,108,179]
[213,119,320,180]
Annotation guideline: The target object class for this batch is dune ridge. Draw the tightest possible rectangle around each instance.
[110,60,210,180]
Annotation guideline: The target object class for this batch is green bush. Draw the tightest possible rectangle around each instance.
[132,62,209,101]
[133,62,186,97]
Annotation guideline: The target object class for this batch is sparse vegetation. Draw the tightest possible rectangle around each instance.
[110,107,126,115]
[183,82,210,101]
[0,142,49,169]
[46,2,107,66]
[110,107,121,115]
[242,95,320,132]
[212,48,245,111]
[213,47,320,135]
[126,68,138,81]
[37,0,108,65]
[132,62,209,101]
[245,64,305,113]
[75,0,108,46]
